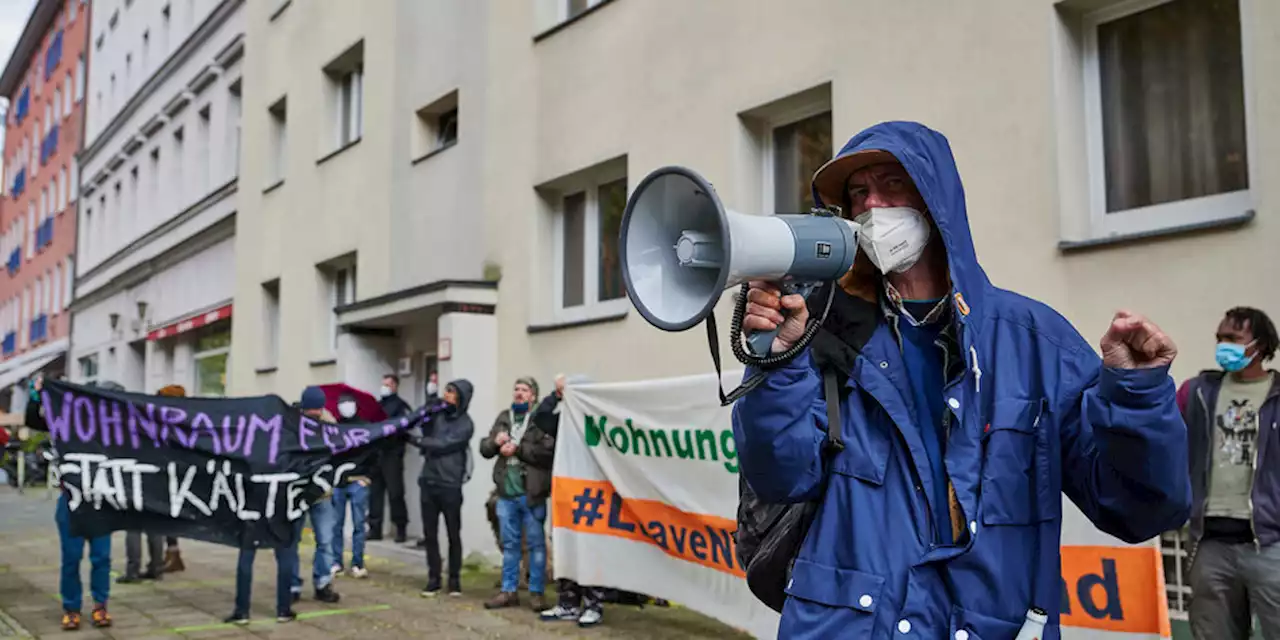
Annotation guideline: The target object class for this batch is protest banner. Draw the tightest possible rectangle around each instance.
[551,370,1172,639]
[40,380,443,549]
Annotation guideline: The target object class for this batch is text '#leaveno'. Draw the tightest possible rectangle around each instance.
[42,389,417,464]
[552,478,742,577]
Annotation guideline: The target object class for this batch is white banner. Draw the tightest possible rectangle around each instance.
[552,371,1170,639]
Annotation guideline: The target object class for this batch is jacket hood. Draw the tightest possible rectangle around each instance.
[812,121,990,318]
[446,379,473,413]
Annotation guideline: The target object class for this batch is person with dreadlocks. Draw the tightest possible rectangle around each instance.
[1176,306,1280,639]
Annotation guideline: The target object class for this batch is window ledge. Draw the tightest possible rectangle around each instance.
[411,141,457,166]
[269,0,291,22]
[254,366,278,375]
[262,179,284,195]
[533,0,615,43]
[1058,210,1254,254]
[309,358,337,368]
[527,309,627,334]
[316,137,362,166]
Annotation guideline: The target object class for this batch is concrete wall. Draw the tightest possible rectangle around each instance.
[488,0,1279,390]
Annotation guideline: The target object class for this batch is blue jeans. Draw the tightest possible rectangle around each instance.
[331,483,369,569]
[496,495,546,594]
[293,496,338,590]
[234,545,297,617]
[55,493,111,612]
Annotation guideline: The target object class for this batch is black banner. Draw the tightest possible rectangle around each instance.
[42,380,444,548]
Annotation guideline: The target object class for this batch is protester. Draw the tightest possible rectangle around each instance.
[156,385,189,574]
[533,374,601,628]
[292,386,341,603]
[371,374,413,543]
[330,391,372,579]
[733,121,1189,637]
[480,376,556,611]
[1176,307,1280,639]
[117,382,169,585]
[227,535,299,624]
[26,374,113,630]
[410,379,475,597]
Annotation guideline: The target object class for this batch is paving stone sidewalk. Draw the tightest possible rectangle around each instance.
[0,489,749,639]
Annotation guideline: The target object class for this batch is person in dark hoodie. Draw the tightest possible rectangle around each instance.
[410,379,475,597]
[481,376,556,612]
[372,374,413,543]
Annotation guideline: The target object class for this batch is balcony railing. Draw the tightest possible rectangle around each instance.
[1,332,14,356]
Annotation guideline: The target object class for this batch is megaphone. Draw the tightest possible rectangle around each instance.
[620,166,859,357]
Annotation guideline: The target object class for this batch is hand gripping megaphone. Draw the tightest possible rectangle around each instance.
[620,166,860,365]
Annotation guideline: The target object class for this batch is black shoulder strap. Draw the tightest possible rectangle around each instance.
[822,370,844,455]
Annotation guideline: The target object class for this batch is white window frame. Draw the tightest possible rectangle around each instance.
[557,0,606,23]
[79,354,99,385]
[550,165,629,324]
[759,102,832,215]
[1079,0,1256,239]
[328,264,355,352]
[194,342,230,397]
[63,257,73,312]
[335,67,363,148]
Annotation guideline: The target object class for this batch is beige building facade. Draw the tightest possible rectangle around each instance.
[230,0,1277,612]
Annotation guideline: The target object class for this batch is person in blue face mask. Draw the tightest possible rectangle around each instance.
[1177,306,1280,639]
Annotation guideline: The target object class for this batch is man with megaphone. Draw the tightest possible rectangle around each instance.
[729,121,1190,638]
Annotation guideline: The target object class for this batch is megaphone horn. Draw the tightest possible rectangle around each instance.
[620,166,859,356]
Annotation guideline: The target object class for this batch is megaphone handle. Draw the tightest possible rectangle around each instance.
[745,281,818,357]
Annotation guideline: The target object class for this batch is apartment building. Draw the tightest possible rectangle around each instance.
[227,0,1275,607]
[227,0,498,553]
[0,0,90,412]
[70,0,242,394]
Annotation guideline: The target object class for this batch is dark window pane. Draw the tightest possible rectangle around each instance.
[568,0,589,19]
[597,178,626,302]
[773,111,832,214]
[1098,0,1247,212]
[562,192,585,308]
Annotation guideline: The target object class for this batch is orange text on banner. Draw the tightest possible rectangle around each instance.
[552,477,744,578]
[1060,545,1170,636]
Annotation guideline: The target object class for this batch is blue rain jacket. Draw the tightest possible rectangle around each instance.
[732,122,1190,639]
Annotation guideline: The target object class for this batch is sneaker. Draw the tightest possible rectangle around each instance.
[577,609,603,628]
[540,605,580,621]
[330,564,343,578]
[115,574,140,584]
[394,526,407,543]
[421,583,441,597]
[276,611,297,623]
[484,592,519,610]
[90,606,112,628]
[291,590,302,603]
[529,594,546,612]
[449,590,463,598]
[223,613,250,625]
[60,610,81,631]
[348,566,368,579]
[315,585,341,604]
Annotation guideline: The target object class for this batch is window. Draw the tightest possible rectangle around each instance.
[261,279,280,367]
[142,30,150,71]
[26,203,34,259]
[562,0,606,22]
[196,105,211,192]
[63,257,73,311]
[193,325,230,397]
[74,55,83,102]
[62,77,71,117]
[412,90,459,160]
[52,264,61,313]
[267,96,287,184]
[68,159,78,203]
[1070,0,1251,238]
[160,4,171,56]
[769,111,832,214]
[148,148,160,217]
[79,354,99,383]
[319,260,356,354]
[227,81,242,177]
[172,127,184,201]
[548,164,628,320]
[53,87,62,121]
[58,166,67,211]
[324,41,364,151]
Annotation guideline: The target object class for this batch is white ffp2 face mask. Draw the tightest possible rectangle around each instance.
[338,401,357,419]
[853,207,932,274]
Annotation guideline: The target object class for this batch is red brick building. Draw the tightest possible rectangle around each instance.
[0,0,90,406]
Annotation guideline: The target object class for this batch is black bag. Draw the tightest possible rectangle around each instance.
[733,282,877,613]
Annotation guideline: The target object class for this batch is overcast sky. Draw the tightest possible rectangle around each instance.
[0,0,37,180]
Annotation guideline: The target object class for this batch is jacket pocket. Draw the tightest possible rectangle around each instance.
[829,396,891,487]
[950,605,1027,639]
[981,398,1055,526]
[780,559,883,637]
